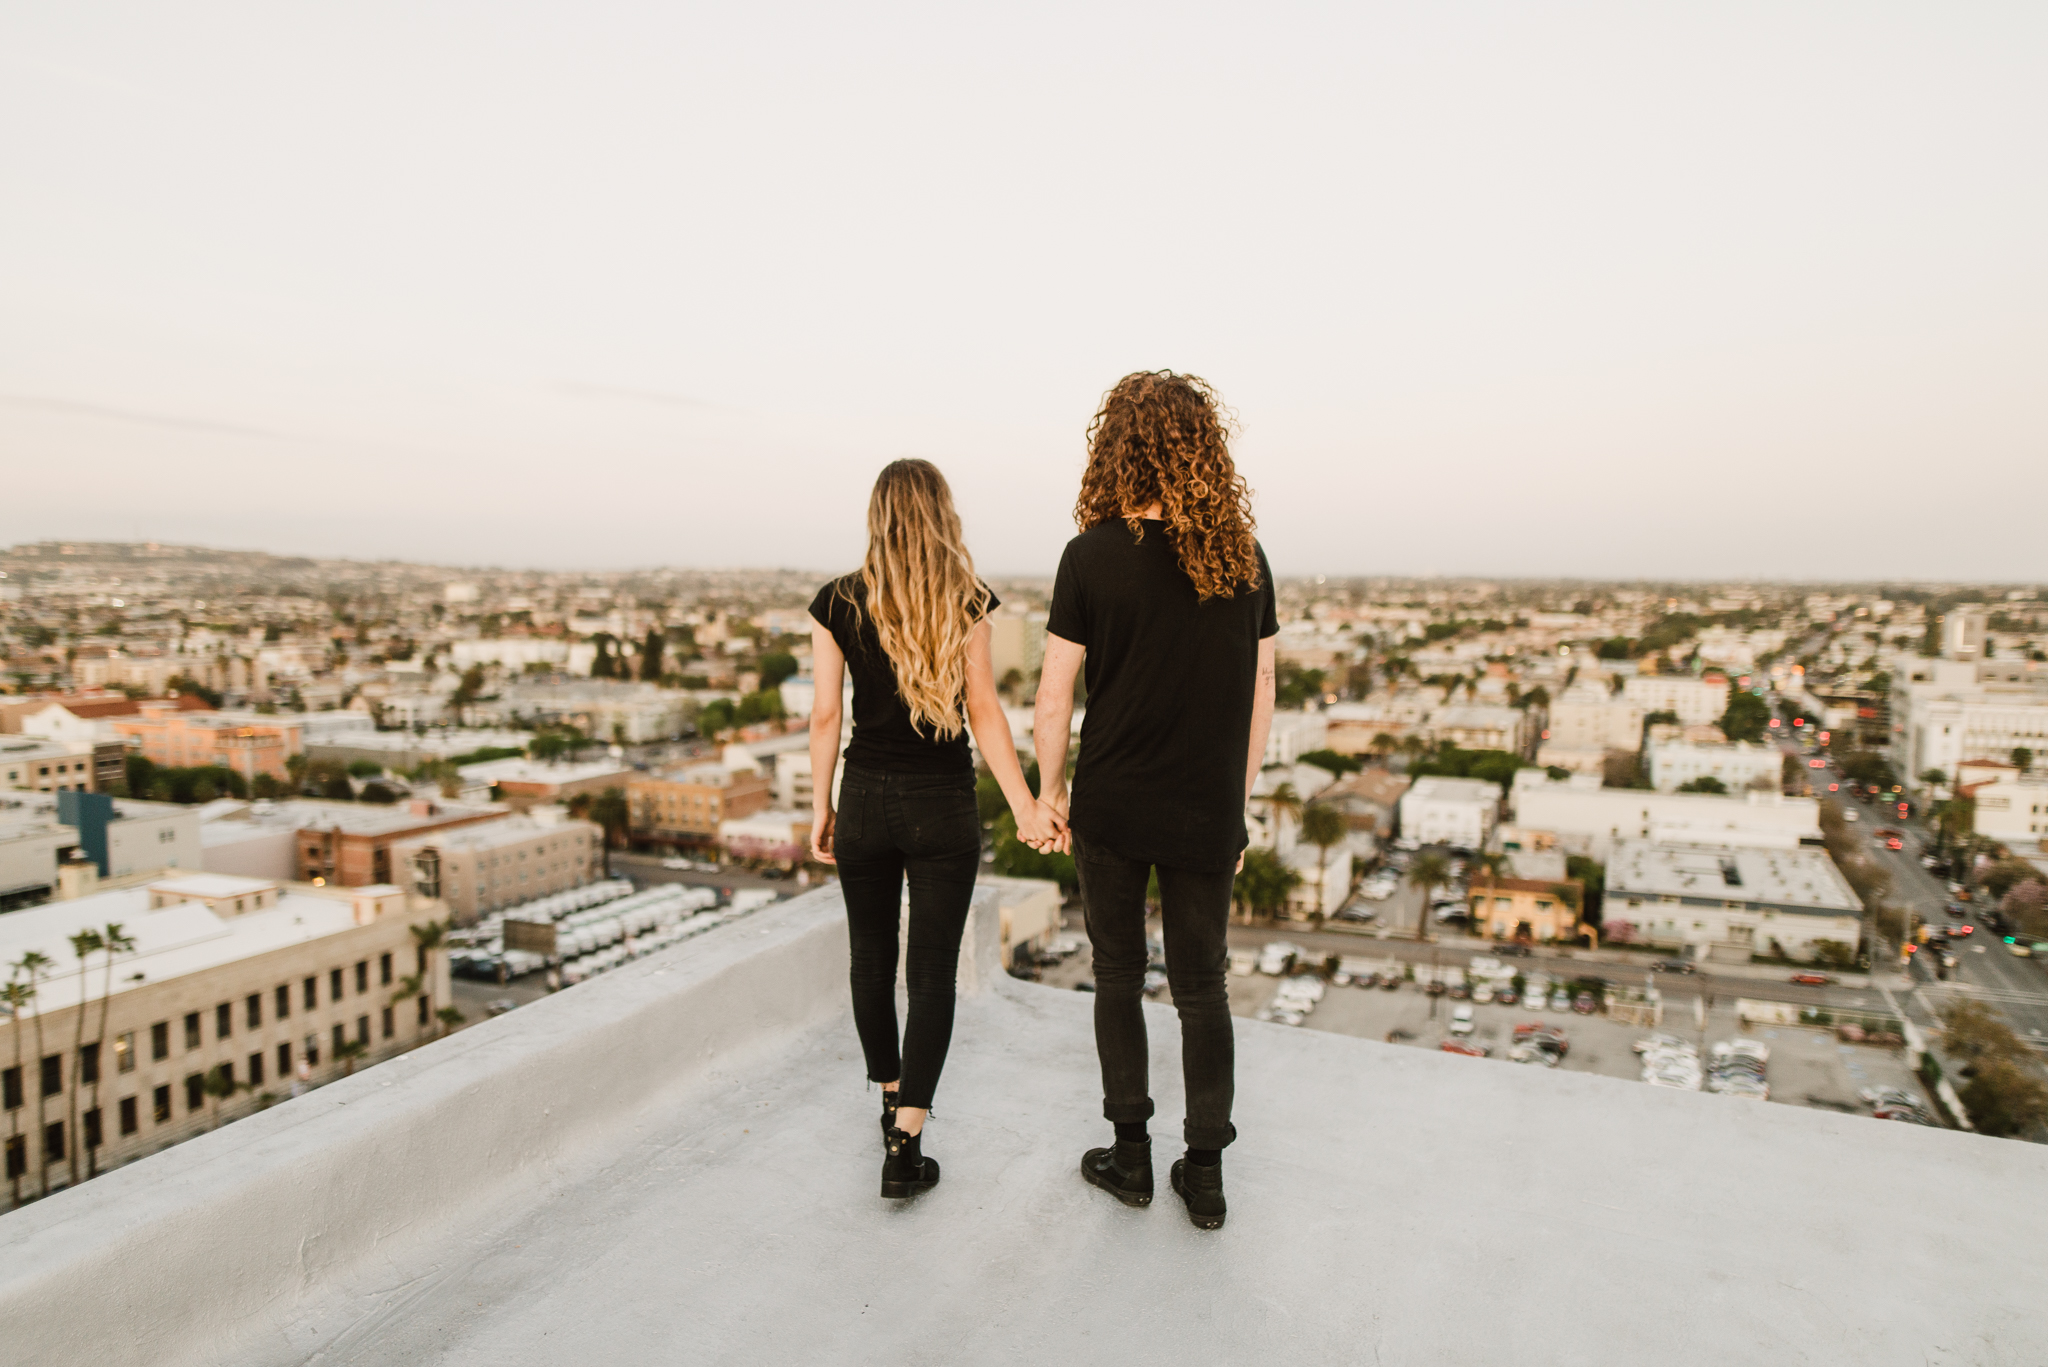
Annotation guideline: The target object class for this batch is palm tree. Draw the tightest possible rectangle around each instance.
[1298,802,1347,918]
[335,1038,369,1076]
[588,786,630,876]
[1259,782,1303,853]
[4,975,31,1207]
[1409,851,1451,943]
[1474,852,1507,939]
[16,949,54,1196]
[408,920,447,1036]
[435,1006,466,1037]
[201,1063,237,1130]
[86,923,134,1179]
[64,929,103,1185]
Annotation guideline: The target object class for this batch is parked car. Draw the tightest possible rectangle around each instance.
[1789,971,1831,985]
[485,998,518,1017]
[1492,987,1518,1006]
[1440,1039,1488,1057]
[1651,959,1696,974]
[1472,982,1495,1004]
[1492,942,1533,958]
[1449,1005,1475,1036]
[1256,942,1301,975]
[1571,993,1596,1015]
[1548,990,1571,1012]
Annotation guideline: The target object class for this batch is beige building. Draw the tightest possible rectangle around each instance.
[1622,675,1731,729]
[391,811,602,922]
[1468,876,1584,943]
[0,736,102,794]
[629,762,772,849]
[1542,686,1645,753]
[0,872,451,1197]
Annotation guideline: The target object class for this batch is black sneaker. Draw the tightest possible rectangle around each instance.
[1169,1158,1226,1230]
[1080,1138,1153,1207]
[881,1126,940,1200]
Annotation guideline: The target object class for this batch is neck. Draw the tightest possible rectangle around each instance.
[1127,503,1164,519]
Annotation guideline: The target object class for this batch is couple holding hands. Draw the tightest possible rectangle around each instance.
[806,370,1277,1230]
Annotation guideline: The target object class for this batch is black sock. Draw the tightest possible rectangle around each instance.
[1186,1147,1220,1168]
[1114,1122,1149,1145]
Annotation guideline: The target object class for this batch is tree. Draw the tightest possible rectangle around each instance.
[696,698,736,739]
[1982,859,2044,904]
[1231,847,1300,922]
[346,759,383,779]
[640,629,666,682]
[2001,880,2048,940]
[589,633,619,679]
[1961,1058,2048,1138]
[85,923,134,1179]
[1259,782,1303,849]
[1718,690,1772,743]
[1298,749,1363,778]
[165,673,224,708]
[758,651,800,691]
[1919,768,1949,790]
[200,1063,244,1129]
[1409,851,1451,942]
[1298,802,1347,916]
[1677,776,1728,794]
[2014,747,2035,774]
[65,929,102,1185]
[997,667,1025,703]
[450,664,487,725]
[1565,855,1605,926]
[588,788,630,876]
[1473,851,1507,936]
[436,1006,466,1036]
[3,976,30,1206]
[318,771,355,801]
[335,1038,369,1077]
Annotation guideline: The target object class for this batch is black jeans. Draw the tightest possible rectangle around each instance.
[833,763,981,1112]
[1073,832,1237,1150]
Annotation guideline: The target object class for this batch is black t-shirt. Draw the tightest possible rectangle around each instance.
[808,574,999,777]
[1047,520,1278,872]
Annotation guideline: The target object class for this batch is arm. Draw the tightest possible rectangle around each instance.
[964,621,1062,848]
[807,621,845,864]
[1035,632,1084,849]
[1241,636,1278,869]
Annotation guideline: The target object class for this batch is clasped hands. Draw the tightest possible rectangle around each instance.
[1017,788,1071,855]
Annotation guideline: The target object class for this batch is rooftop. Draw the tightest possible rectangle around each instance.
[389,812,595,853]
[252,797,504,837]
[1608,839,1861,916]
[456,757,633,786]
[9,882,2033,1365]
[1404,774,1505,802]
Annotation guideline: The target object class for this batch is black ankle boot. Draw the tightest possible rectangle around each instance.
[1169,1157,1226,1230]
[880,1125,940,1200]
[880,1089,899,1142]
[1080,1137,1153,1207]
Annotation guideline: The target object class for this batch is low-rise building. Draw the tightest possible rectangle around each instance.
[1542,686,1645,753]
[0,802,69,908]
[1962,771,2048,849]
[1602,840,1863,963]
[0,872,450,1187]
[1429,704,1529,756]
[1644,740,1782,794]
[628,762,773,849]
[267,798,507,888]
[1311,770,1410,837]
[1511,771,1820,862]
[1467,875,1583,943]
[109,704,306,784]
[1262,711,1329,767]
[456,758,633,813]
[390,810,602,923]
[1622,675,1731,728]
[1321,704,1416,756]
[718,809,812,866]
[1397,776,1503,850]
[0,736,105,794]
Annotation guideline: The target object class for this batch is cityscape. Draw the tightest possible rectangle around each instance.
[5,3,2045,1362]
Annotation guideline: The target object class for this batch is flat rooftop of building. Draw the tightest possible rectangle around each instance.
[1609,839,1861,915]
[6,883,2038,1367]
[302,729,535,755]
[1404,774,1505,802]
[257,797,505,837]
[456,757,632,786]
[389,813,591,852]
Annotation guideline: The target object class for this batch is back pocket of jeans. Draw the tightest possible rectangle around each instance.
[834,785,865,850]
[901,790,978,855]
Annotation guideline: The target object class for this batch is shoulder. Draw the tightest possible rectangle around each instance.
[809,574,862,627]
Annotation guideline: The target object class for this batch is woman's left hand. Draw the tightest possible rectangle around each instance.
[809,808,837,865]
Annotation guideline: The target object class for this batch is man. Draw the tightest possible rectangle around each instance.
[1035,370,1277,1231]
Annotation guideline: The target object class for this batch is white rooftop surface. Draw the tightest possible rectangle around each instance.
[1404,774,1505,803]
[1610,839,1862,915]
[392,814,587,852]
[0,881,360,1014]
[4,885,2039,1366]
[456,757,632,785]
[250,797,504,836]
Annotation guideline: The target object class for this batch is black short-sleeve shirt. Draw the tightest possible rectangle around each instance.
[808,574,999,777]
[1047,521,1278,871]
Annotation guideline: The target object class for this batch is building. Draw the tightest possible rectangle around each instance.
[1311,770,1410,837]
[628,762,773,849]
[1892,659,2048,798]
[1285,845,1355,918]
[456,758,633,813]
[261,798,508,887]
[987,608,1047,688]
[303,728,537,774]
[1397,776,1503,849]
[0,736,104,794]
[1939,606,1989,662]
[1622,675,1730,728]
[472,681,689,744]
[1322,704,1415,756]
[1644,740,1782,794]
[1429,704,1529,756]
[1602,840,1863,963]
[1541,686,1644,754]
[1510,772,1819,863]
[718,809,812,866]
[0,802,69,909]
[1263,710,1329,767]
[1467,876,1583,943]
[978,874,1064,970]
[109,703,306,784]
[2,691,213,745]
[390,810,602,923]
[0,872,449,1187]
[21,792,205,880]
[1960,770,2048,849]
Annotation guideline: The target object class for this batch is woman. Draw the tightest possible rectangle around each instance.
[808,458,1064,1201]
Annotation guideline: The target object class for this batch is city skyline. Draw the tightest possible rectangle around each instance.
[4,5,2046,580]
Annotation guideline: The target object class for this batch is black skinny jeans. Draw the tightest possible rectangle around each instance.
[1074,832,1238,1150]
[833,763,981,1112]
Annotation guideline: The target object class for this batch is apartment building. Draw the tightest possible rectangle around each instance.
[987,607,1047,686]
[108,703,306,783]
[1644,740,1782,794]
[0,804,70,908]
[1621,675,1731,728]
[1397,777,1503,849]
[0,736,104,794]
[0,873,450,1195]
[282,798,507,887]
[1892,659,2048,798]
[1467,876,1584,943]
[628,762,772,848]
[1959,769,2048,849]
[456,757,632,813]
[1429,704,1529,756]
[1511,770,1820,863]
[390,810,602,922]
[1541,685,1645,754]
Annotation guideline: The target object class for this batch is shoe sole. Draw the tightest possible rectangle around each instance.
[1169,1165,1226,1230]
[1080,1153,1152,1208]
[881,1156,940,1200]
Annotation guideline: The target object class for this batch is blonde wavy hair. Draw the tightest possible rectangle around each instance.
[1077,370,1260,601]
[839,459,991,739]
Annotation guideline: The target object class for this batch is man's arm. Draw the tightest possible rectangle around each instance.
[1034,633,1084,843]
[1245,635,1278,806]
[806,621,845,865]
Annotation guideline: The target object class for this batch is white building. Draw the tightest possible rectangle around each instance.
[1964,772,2048,849]
[718,809,812,865]
[1429,704,1528,756]
[1603,840,1863,964]
[1397,776,1503,849]
[1644,741,1782,795]
[1510,771,1819,863]
[1542,686,1644,754]
[1263,711,1329,767]
[1285,844,1355,918]
[1891,659,2048,797]
[1622,675,1731,728]
[446,638,599,675]
[0,802,69,906]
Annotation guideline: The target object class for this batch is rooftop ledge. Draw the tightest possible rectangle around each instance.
[4,885,2043,1366]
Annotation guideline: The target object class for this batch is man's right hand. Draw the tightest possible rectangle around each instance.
[1037,788,1072,854]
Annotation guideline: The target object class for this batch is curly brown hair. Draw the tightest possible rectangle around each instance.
[1076,370,1260,601]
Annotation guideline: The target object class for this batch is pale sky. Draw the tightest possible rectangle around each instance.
[3,4,2044,582]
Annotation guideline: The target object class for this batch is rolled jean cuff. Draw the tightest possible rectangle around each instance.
[1183,1120,1238,1150]
[1102,1098,1155,1124]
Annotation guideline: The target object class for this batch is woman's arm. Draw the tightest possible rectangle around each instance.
[807,621,845,864]
[1238,635,1278,871]
[965,619,1063,848]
